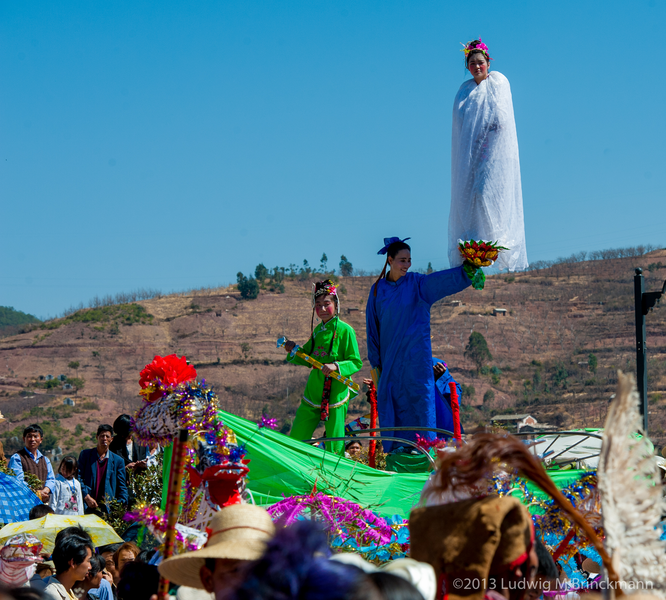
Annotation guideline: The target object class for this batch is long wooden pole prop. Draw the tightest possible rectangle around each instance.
[277,337,359,393]
[157,428,189,600]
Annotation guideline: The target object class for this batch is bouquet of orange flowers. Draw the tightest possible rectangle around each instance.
[459,240,508,289]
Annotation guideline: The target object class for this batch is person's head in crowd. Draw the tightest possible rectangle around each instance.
[411,435,541,600]
[113,542,139,577]
[524,539,559,600]
[346,441,363,458]
[96,425,114,456]
[112,415,132,442]
[136,549,156,564]
[159,504,276,597]
[98,543,122,584]
[57,456,78,480]
[6,588,47,600]
[34,563,53,579]
[28,505,54,521]
[381,559,437,600]
[369,571,425,600]
[22,426,44,455]
[53,526,93,549]
[230,520,382,600]
[116,562,160,600]
[78,555,104,595]
[49,533,95,594]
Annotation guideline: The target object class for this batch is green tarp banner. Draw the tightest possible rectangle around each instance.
[221,410,430,519]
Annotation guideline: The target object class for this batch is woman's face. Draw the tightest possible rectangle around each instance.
[388,250,411,280]
[315,294,336,322]
[467,53,489,83]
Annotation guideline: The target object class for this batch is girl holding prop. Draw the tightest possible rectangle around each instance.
[283,280,362,456]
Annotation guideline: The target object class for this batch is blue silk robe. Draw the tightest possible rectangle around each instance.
[366,268,471,451]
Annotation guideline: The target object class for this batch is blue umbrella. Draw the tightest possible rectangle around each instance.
[0,472,42,523]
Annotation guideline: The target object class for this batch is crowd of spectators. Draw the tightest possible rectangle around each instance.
[0,417,564,600]
[8,415,161,518]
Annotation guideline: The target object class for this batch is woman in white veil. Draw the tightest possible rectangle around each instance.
[449,39,528,272]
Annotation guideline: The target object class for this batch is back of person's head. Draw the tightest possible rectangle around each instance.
[57,456,78,478]
[54,526,93,548]
[6,588,47,600]
[98,543,122,556]
[28,504,54,520]
[96,424,114,437]
[231,521,380,600]
[535,539,558,578]
[52,534,94,575]
[117,562,160,600]
[112,415,132,440]
[35,563,53,577]
[136,549,156,564]
[369,572,425,600]
[22,425,44,439]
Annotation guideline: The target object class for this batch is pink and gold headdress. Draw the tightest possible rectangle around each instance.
[460,38,492,62]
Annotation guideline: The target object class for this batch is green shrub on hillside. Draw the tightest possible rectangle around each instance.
[41,304,153,331]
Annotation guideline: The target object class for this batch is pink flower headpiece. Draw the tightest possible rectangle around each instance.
[460,38,492,62]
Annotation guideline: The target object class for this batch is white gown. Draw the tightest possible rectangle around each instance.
[449,71,528,272]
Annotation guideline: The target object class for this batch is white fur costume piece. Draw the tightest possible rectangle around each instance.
[449,71,528,272]
[598,371,666,595]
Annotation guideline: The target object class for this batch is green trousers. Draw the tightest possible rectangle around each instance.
[288,401,348,456]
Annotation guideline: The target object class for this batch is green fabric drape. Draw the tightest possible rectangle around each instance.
[221,410,429,518]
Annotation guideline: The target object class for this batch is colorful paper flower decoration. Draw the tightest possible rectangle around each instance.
[139,354,197,402]
[458,239,508,267]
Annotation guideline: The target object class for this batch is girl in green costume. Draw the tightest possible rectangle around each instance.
[284,280,362,455]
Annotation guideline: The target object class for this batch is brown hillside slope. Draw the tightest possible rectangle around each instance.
[1,250,665,456]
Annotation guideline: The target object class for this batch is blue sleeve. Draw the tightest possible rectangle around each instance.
[78,451,91,498]
[44,457,56,493]
[418,266,471,306]
[8,454,23,479]
[116,459,128,504]
[365,286,381,370]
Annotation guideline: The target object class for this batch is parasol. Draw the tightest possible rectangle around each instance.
[0,514,123,553]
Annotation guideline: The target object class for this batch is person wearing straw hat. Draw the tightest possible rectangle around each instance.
[158,504,275,598]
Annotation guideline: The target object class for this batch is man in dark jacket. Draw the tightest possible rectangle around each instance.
[78,424,128,514]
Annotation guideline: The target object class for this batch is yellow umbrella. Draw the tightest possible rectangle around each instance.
[0,514,123,553]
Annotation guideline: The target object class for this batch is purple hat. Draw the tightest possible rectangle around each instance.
[377,237,411,256]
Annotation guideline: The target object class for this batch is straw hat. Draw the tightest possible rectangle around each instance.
[158,504,275,589]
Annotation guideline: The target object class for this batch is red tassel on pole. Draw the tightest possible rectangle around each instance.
[157,428,189,600]
[449,382,462,442]
[367,382,378,468]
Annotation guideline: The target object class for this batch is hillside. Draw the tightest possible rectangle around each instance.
[0,306,41,338]
[1,250,665,456]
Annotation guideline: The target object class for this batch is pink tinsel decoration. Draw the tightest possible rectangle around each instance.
[267,493,392,546]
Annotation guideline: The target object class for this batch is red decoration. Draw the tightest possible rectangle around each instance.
[367,382,378,468]
[139,354,197,402]
[449,381,462,442]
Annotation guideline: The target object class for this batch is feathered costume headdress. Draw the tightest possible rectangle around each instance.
[598,371,666,595]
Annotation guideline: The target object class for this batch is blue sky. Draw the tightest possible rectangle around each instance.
[2,0,665,319]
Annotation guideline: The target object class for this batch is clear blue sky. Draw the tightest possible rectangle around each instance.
[2,0,665,319]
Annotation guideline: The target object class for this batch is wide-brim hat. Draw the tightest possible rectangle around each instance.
[410,495,533,600]
[158,504,275,589]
